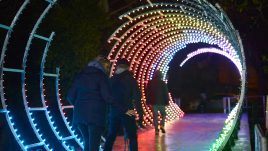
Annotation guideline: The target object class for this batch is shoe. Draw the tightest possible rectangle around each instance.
[99,145,104,151]
[155,129,159,135]
[160,127,166,133]
[101,136,106,142]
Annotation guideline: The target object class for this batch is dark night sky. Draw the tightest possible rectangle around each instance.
[0,1,267,149]
[1,0,267,97]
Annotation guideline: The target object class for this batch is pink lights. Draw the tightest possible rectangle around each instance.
[180,48,242,75]
[107,2,243,127]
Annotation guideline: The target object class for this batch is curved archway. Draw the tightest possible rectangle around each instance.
[180,47,242,72]
[0,0,246,150]
[107,1,246,150]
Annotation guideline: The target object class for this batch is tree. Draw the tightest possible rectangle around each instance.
[214,0,268,94]
[42,0,115,95]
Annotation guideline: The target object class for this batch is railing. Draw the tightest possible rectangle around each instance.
[223,95,266,115]
[222,96,238,114]
[244,95,267,150]
[254,124,267,151]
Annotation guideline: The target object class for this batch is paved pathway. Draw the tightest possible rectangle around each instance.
[112,114,229,151]
[232,114,251,151]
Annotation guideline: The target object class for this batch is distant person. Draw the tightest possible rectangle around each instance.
[104,58,143,151]
[174,98,181,107]
[67,56,119,151]
[146,70,169,135]
[198,89,207,113]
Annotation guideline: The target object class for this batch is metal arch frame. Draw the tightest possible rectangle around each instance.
[113,2,239,55]
[137,34,218,119]
[108,20,217,127]
[149,32,236,81]
[112,4,242,69]
[108,9,239,79]
[54,68,84,149]
[0,1,31,150]
[108,11,231,79]
[38,29,83,149]
[210,27,247,151]
[107,11,234,125]
[107,1,246,150]
[0,0,83,150]
[108,6,215,127]
[0,0,247,150]
[38,32,75,151]
[20,1,57,150]
[108,1,242,94]
[0,0,30,108]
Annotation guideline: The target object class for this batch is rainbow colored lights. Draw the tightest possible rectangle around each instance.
[180,47,242,75]
[108,0,246,150]
[1,0,83,150]
[0,0,246,151]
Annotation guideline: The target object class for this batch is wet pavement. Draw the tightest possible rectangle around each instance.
[232,114,251,151]
[112,114,232,151]
[111,113,251,151]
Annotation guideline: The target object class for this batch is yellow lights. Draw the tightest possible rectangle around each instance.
[107,1,244,128]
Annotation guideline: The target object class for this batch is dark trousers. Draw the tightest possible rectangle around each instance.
[104,114,138,151]
[153,105,166,129]
[138,113,143,126]
[78,123,103,151]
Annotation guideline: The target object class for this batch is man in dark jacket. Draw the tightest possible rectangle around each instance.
[146,70,169,135]
[104,58,143,151]
[67,56,116,151]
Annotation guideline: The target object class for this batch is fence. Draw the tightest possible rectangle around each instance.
[254,124,267,151]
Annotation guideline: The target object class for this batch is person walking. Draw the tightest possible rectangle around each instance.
[104,58,143,151]
[146,70,169,135]
[67,56,119,151]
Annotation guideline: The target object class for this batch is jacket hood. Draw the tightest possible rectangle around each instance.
[86,60,107,74]
[115,67,128,75]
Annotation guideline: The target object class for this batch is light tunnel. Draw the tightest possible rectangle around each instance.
[0,0,246,151]
[107,0,246,150]
[180,47,242,74]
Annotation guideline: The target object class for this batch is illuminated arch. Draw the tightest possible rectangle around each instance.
[107,1,246,150]
[0,0,246,151]
[0,0,83,150]
[180,47,242,74]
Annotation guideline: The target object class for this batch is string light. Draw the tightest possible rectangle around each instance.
[1,0,246,150]
[108,1,246,150]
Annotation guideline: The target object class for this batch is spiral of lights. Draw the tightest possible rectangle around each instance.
[0,0,83,150]
[108,0,246,150]
[1,1,31,150]
[0,0,246,150]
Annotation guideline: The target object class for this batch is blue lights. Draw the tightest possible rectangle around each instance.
[1,0,246,150]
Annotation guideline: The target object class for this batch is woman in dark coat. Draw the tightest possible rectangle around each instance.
[146,70,169,135]
[104,58,143,151]
[67,56,117,151]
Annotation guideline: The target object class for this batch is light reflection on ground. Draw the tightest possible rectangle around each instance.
[112,114,231,151]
